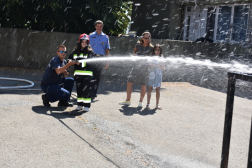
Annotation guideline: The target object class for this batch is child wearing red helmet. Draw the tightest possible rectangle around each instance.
[68,33,94,112]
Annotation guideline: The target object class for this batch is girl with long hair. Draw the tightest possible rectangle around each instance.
[146,44,165,110]
[68,34,94,112]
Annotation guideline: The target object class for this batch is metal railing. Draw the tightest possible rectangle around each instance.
[221,71,252,168]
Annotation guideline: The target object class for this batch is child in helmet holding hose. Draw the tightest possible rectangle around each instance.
[68,34,94,112]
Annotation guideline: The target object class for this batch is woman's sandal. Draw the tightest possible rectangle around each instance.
[146,104,150,109]
[155,104,162,110]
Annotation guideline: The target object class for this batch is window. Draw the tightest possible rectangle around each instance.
[186,16,190,41]
[184,4,249,43]
[212,5,249,42]
[187,7,191,12]
[216,6,232,41]
[232,5,249,42]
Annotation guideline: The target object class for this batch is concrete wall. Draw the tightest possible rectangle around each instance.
[111,35,251,59]
[0,27,250,70]
[0,27,79,69]
[108,35,252,82]
[1,27,252,98]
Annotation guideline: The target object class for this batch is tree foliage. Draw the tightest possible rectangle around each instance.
[0,0,132,35]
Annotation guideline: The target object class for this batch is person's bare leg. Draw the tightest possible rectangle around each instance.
[147,86,153,105]
[139,85,146,102]
[156,87,160,106]
[126,82,133,101]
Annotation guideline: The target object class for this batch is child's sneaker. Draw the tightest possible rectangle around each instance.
[155,104,162,110]
[83,107,90,112]
[138,102,143,108]
[119,100,131,105]
[146,104,150,109]
[76,106,83,111]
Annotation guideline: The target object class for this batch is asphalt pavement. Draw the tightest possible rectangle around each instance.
[0,66,252,168]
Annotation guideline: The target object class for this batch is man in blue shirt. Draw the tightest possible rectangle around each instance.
[41,45,77,107]
[89,20,110,98]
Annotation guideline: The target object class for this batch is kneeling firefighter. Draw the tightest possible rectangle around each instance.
[68,34,94,112]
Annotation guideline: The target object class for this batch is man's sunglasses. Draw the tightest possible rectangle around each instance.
[58,51,67,54]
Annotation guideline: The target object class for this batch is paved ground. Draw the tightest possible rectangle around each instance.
[0,66,252,168]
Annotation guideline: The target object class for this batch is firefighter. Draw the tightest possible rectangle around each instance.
[68,34,94,112]
[89,20,110,99]
[41,45,76,107]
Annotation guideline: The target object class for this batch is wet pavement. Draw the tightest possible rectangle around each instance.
[0,66,252,168]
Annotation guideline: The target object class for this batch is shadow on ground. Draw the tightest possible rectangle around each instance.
[32,105,87,118]
[31,105,120,167]
[119,105,157,116]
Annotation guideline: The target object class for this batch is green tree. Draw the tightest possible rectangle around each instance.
[0,0,132,35]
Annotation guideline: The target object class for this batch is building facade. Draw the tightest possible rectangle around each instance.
[130,0,182,39]
[131,0,252,44]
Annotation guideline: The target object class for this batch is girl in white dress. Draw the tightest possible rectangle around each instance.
[146,44,165,110]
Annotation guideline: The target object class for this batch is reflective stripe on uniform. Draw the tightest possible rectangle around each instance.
[73,54,88,59]
[77,98,91,103]
[78,60,87,68]
[74,70,93,76]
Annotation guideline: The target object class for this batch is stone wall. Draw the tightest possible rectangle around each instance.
[110,35,251,59]
[1,27,252,98]
[0,27,79,69]
[0,27,250,75]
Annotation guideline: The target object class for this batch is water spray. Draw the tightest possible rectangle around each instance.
[72,56,252,74]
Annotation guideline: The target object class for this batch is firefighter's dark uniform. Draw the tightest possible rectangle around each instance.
[68,47,94,108]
